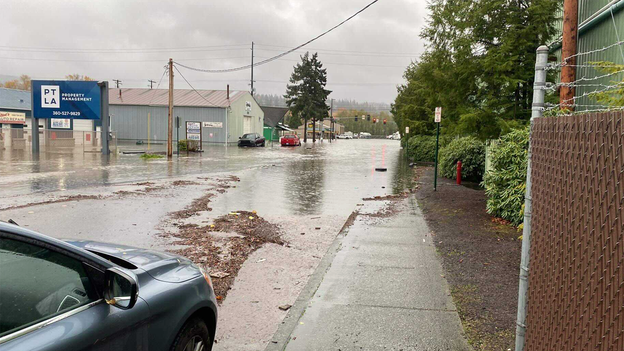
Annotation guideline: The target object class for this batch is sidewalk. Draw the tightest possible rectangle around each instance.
[267,196,471,351]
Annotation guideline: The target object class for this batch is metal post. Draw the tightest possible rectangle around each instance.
[434,122,440,191]
[99,81,110,155]
[515,45,548,351]
[176,116,180,156]
[167,58,174,158]
[31,87,39,156]
[330,99,334,143]
[147,112,151,151]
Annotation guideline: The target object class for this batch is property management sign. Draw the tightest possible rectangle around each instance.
[32,80,101,119]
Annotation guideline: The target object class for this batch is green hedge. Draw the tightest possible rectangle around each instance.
[483,127,529,226]
[438,136,485,181]
[405,135,451,162]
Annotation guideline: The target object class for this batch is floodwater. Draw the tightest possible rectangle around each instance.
[1,140,412,218]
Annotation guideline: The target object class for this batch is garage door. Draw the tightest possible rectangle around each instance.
[243,116,252,134]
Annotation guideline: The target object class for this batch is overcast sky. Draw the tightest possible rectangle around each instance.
[1,0,428,104]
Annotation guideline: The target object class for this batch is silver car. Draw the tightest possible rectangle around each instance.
[0,222,218,351]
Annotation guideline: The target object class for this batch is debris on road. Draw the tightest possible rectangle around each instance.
[278,304,292,311]
[210,271,231,279]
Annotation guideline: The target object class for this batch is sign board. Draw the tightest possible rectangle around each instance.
[0,111,25,124]
[202,121,223,128]
[186,121,201,142]
[50,118,71,129]
[435,107,442,123]
[32,80,101,119]
[245,101,252,115]
[405,126,410,134]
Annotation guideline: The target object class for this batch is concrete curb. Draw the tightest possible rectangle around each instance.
[264,210,354,351]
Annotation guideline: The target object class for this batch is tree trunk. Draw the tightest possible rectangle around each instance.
[304,118,308,143]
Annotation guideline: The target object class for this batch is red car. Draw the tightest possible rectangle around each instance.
[281,134,301,146]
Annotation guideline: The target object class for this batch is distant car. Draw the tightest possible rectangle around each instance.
[281,134,301,147]
[337,134,353,139]
[238,133,266,147]
[0,221,217,351]
[359,132,372,139]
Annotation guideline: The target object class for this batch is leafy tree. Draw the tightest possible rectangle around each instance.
[66,74,94,81]
[284,52,331,142]
[392,0,560,141]
[0,75,31,90]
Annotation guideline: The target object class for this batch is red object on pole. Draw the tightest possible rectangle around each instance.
[456,161,462,185]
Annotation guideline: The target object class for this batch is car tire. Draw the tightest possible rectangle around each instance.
[261,142,266,147]
[170,317,211,351]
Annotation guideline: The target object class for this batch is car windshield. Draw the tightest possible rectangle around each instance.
[242,134,255,139]
[284,135,296,138]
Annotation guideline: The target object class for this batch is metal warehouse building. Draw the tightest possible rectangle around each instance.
[552,1,624,110]
[109,88,264,145]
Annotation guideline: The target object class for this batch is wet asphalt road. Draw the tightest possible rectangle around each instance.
[1,139,413,218]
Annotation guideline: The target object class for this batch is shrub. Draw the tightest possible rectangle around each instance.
[178,139,199,152]
[406,135,452,163]
[438,136,485,181]
[140,153,164,160]
[483,127,529,226]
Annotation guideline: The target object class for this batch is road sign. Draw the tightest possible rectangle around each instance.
[405,126,409,134]
[203,121,223,128]
[435,107,442,123]
[186,121,201,141]
[32,80,101,119]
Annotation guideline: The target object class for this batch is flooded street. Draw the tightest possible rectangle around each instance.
[0,139,420,350]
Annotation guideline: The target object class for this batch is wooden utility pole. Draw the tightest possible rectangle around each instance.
[168,58,174,158]
[561,0,578,110]
[250,42,255,96]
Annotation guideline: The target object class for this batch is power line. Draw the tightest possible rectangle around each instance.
[254,56,407,68]
[172,64,218,107]
[0,44,249,53]
[148,66,169,105]
[254,45,420,57]
[175,0,381,73]
[0,55,251,63]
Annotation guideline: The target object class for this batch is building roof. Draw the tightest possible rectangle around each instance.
[0,88,31,111]
[261,106,289,128]
[109,88,246,108]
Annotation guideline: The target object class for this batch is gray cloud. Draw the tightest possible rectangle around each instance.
[0,0,428,103]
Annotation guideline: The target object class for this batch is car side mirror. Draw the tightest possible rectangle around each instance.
[104,267,138,309]
[239,137,242,139]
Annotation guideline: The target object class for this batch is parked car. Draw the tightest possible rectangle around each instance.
[238,133,266,147]
[280,134,301,146]
[337,134,353,139]
[0,221,217,351]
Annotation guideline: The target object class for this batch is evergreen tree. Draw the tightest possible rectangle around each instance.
[392,0,560,140]
[284,52,331,142]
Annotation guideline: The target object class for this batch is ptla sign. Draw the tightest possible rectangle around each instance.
[32,80,101,120]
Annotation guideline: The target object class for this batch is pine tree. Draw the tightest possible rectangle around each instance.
[284,52,331,142]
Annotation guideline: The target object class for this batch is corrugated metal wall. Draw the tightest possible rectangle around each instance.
[579,0,612,23]
[575,3,624,111]
[110,105,227,143]
[552,1,624,111]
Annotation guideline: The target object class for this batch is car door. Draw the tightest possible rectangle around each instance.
[0,236,150,351]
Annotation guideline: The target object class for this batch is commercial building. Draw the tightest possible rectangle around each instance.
[109,88,264,145]
[552,1,624,110]
[295,119,345,140]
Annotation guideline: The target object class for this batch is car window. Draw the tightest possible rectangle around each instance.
[242,134,253,139]
[0,238,97,337]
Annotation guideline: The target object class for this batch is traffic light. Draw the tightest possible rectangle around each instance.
[354,116,358,122]
[383,119,387,125]
[367,115,371,121]
[373,118,377,124]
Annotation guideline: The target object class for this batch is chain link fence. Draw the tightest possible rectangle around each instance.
[525,112,624,350]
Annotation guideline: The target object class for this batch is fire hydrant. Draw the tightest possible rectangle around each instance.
[456,161,462,185]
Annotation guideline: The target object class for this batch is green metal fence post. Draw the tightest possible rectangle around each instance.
[434,122,440,191]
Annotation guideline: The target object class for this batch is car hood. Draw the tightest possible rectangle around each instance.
[65,240,202,283]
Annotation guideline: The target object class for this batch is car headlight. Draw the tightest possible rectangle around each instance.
[199,266,213,289]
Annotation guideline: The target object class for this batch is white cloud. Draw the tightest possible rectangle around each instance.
[0,0,429,103]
